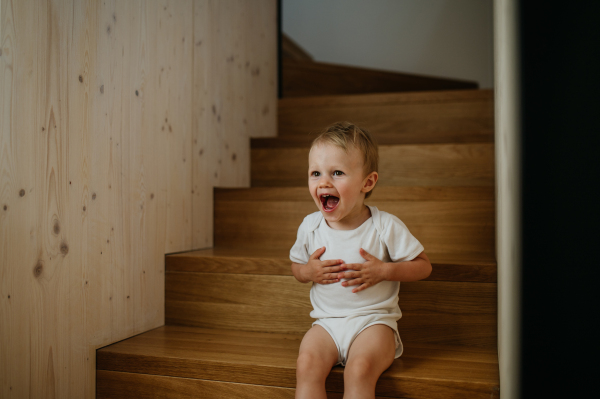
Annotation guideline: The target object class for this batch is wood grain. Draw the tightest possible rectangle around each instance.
[158,0,194,252]
[97,325,499,398]
[214,187,495,256]
[165,247,497,283]
[0,1,277,397]
[282,59,478,98]
[165,272,497,346]
[278,90,494,144]
[97,370,298,399]
[252,143,495,187]
[191,0,277,248]
[216,185,495,202]
[252,132,488,149]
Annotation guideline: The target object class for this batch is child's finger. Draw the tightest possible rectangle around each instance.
[342,277,363,287]
[341,262,362,270]
[322,259,343,266]
[338,271,361,279]
[324,265,344,273]
[352,283,369,293]
[309,246,326,260]
[319,278,340,285]
[359,248,376,261]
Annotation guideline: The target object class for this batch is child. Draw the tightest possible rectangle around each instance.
[290,122,432,399]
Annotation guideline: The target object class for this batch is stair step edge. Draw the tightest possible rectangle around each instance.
[166,249,496,283]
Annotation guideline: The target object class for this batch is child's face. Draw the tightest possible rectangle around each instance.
[308,143,377,229]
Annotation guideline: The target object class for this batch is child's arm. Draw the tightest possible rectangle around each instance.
[291,246,345,284]
[337,249,432,293]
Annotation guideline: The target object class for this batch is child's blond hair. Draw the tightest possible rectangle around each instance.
[311,121,379,199]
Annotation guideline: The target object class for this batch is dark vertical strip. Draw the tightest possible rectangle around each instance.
[519,2,600,397]
[277,0,283,98]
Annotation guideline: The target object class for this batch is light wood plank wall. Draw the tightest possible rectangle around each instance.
[0,0,276,398]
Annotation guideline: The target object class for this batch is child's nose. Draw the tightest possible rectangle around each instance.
[318,176,333,187]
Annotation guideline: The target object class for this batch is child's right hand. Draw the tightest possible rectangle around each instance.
[301,247,344,285]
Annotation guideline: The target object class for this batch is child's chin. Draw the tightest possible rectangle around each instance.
[322,211,341,221]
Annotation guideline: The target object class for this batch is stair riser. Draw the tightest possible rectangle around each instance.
[97,369,498,399]
[278,90,494,142]
[282,59,478,98]
[252,143,494,187]
[165,272,497,348]
[97,370,297,399]
[214,199,495,256]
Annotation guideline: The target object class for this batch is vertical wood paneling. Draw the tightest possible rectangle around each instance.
[244,0,277,138]
[0,0,276,397]
[158,0,194,253]
[191,0,277,248]
[1,0,35,397]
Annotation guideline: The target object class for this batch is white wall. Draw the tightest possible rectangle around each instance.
[283,0,494,88]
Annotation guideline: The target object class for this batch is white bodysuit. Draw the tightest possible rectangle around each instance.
[290,206,424,366]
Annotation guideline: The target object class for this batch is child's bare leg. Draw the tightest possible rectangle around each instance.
[296,325,338,399]
[343,324,396,399]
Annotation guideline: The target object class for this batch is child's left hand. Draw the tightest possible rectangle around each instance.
[337,248,387,293]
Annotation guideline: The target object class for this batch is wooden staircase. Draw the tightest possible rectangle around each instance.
[97,58,499,397]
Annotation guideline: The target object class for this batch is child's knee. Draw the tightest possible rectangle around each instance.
[344,356,375,381]
[296,352,332,380]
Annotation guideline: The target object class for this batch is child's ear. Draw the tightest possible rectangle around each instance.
[361,172,378,194]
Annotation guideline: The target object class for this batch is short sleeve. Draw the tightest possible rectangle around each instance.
[382,213,424,262]
[290,217,311,264]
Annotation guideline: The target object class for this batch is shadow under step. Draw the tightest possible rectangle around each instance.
[97,326,499,399]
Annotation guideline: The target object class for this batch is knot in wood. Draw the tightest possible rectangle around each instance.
[33,261,43,277]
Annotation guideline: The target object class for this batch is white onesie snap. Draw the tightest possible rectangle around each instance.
[290,206,424,365]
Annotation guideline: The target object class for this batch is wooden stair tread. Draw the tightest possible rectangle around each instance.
[278,90,494,145]
[282,59,478,98]
[97,325,499,398]
[166,247,496,283]
[252,143,495,187]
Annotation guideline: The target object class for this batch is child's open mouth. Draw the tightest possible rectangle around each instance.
[320,194,340,212]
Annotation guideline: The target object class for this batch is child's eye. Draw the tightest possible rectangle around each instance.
[311,171,320,177]
[333,170,344,176]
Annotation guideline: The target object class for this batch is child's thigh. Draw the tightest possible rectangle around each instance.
[345,324,396,374]
[298,325,338,367]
